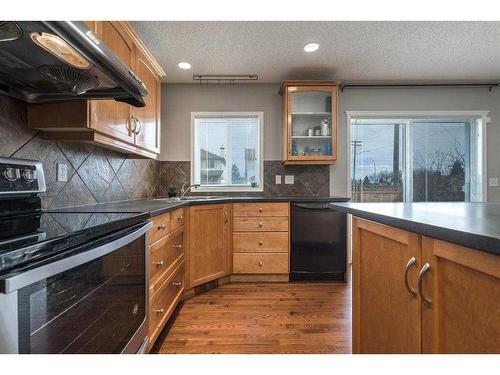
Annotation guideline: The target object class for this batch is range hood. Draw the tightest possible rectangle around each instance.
[0,21,147,107]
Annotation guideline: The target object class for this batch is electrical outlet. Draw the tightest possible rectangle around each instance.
[57,163,68,182]
[285,175,294,185]
[275,175,282,184]
[488,177,499,187]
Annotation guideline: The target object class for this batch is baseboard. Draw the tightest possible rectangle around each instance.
[182,275,232,300]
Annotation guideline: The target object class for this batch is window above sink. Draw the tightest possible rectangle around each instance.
[191,112,264,192]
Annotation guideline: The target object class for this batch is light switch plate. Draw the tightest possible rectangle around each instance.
[488,177,499,187]
[57,163,68,182]
[275,175,282,184]
[285,175,294,185]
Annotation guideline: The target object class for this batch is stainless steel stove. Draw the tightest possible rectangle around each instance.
[0,157,151,354]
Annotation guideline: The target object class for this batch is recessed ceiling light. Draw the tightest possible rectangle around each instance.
[304,43,319,53]
[178,62,191,70]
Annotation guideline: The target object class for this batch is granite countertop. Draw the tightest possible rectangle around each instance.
[48,196,350,217]
[330,202,500,256]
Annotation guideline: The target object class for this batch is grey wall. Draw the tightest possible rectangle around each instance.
[333,87,500,202]
[0,96,162,209]
[161,83,282,161]
[161,84,500,202]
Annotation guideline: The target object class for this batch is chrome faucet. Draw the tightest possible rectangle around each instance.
[180,183,200,198]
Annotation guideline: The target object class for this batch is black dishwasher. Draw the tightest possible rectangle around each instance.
[290,203,347,282]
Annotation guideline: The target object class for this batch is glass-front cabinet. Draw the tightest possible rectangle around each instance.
[280,81,339,165]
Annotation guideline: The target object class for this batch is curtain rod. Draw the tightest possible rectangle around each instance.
[193,75,258,84]
[340,82,499,92]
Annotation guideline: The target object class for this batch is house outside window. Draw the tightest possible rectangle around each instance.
[192,112,264,192]
[348,111,488,203]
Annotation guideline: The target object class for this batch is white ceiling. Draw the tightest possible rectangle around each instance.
[130,21,500,83]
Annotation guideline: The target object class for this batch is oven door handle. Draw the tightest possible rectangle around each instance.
[0,221,152,294]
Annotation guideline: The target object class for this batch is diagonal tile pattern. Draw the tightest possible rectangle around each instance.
[1,96,163,209]
[2,95,329,208]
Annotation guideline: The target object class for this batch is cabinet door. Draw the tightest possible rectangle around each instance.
[133,48,160,153]
[352,218,421,353]
[188,204,231,288]
[283,85,337,164]
[90,21,134,144]
[421,237,500,353]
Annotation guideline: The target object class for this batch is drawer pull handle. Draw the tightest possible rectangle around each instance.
[258,261,263,267]
[258,222,263,228]
[172,281,182,287]
[173,244,183,249]
[177,216,183,221]
[158,224,166,230]
[154,261,164,267]
[258,241,263,246]
[259,207,263,212]
[154,308,164,314]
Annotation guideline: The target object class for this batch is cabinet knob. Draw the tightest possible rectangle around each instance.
[172,281,182,287]
[258,261,263,267]
[154,308,164,314]
[154,260,164,267]
[173,244,183,249]
[258,222,263,228]
[259,207,263,212]
[258,241,263,246]
[177,216,183,221]
[158,224,166,230]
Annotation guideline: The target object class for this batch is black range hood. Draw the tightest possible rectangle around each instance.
[0,21,147,107]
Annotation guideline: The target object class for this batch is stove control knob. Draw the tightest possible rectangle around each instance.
[3,167,20,182]
[22,168,36,182]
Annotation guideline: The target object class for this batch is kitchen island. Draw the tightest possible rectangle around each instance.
[330,202,500,354]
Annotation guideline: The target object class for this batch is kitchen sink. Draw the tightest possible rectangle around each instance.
[153,196,222,202]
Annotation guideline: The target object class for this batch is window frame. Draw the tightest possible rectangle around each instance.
[346,111,489,202]
[190,111,264,192]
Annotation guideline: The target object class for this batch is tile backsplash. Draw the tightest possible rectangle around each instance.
[0,96,161,209]
[157,160,330,197]
[1,95,329,208]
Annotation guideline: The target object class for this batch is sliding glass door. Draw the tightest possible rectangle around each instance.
[350,116,484,203]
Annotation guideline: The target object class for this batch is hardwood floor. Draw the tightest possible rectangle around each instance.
[151,279,351,354]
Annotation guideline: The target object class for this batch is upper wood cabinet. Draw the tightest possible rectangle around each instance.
[186,204,231,288]
[279,81,339,165]
[133,47,161,153]
[90,21,135,145]
[28,21,165,159]
[352,217,500,354]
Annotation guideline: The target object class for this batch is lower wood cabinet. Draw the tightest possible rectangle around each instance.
[147,209,186,349]
[421,236,500,353]
[186,204,231,288]
[352,217,421,354]
[233,253,289,274]
[232,203,290,279]
[352,216,500,354]
[149,261,184,345]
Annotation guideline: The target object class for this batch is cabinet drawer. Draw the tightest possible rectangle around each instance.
[233,253,289,274]
[232,202,289,217]
[233,232,288,253]
[149,228,184,286]
[233,217,288,232]
[170,207,185,232]
[149,262,184,337]
[150,212,171,244]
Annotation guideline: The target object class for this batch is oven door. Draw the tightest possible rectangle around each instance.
[0,222,151,354]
